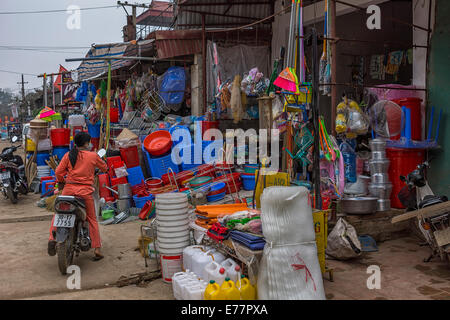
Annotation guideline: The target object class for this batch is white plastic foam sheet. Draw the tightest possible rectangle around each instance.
[258,186,326,300]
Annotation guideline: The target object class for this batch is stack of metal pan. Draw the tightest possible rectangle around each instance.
[368,139,392,211]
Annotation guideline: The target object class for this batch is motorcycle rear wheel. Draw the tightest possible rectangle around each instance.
[6,187,18,204]
[57,228,75,275]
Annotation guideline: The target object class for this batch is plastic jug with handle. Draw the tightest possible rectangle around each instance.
[203,261,227,285]
[183,280,207,300]
[219,278,241,300]
[191,250,213,278]
[221,258,240,282]
[183,245,206,271]
[172,271,194,300]
[204,280,224,300]
[236,275,256,300]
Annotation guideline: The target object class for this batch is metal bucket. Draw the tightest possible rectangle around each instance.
[369,159,390,174]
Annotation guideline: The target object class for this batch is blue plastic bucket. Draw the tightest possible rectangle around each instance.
[133,194,154,209]
[52,146,69,161]
[36,152,50,166]
[87,123,101,138]
[241,173,256,191]
[244,164,259,174]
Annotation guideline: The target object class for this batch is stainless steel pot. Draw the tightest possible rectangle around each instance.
[117,183,132,199]
[377,199,391,212]
[371,173,390,184]
[340,197,378,215]
[117,198,132,212]
[371,151,387,160]
[104,183,132,199]
[369,159,390,174]
[368,183,393,199]
[369,139,386,152]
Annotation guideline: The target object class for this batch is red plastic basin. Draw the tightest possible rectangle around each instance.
[143,131,173,156]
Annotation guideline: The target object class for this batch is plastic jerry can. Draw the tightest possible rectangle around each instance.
[183,245,205,271]
[221,258,240,282]
[172,271,193,300]
[181,279,201,300]
[184,281,207,300]
[191,250,214,278]
[220,278,241,300]
[236,275,256,300]
[203,261,227,285]
[191,249,224,279]
[204,280,224,300]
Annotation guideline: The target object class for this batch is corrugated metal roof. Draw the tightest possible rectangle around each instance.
[175,0,273,29]
[153,30,202,59]
[75,40,155,81]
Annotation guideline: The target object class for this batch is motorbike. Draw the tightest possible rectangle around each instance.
[53,149,106,275]
[398,161,450,263]
[0,136,28,204]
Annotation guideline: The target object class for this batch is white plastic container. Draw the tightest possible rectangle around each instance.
[191,249,226,279]
[203,261,227,285]
[172,271,192,300]
[183,281,207,300]
[221,258,240,282]
[183,245,206,271]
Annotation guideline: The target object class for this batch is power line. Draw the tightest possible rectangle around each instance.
[0,5,118,15]
[0,45,91,49]
[0,47,86,54]
[0,69,38,76]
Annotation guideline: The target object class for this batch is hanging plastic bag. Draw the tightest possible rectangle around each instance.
[326,218,362,260]
[159,66,186,106]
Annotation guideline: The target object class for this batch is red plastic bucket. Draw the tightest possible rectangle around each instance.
[386,147,425,209]
[110,107,119,123]
[50,128,70,147]
[120,146,140,168]
[392,98,422,141]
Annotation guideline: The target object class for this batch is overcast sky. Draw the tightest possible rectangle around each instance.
[0,0,148,95]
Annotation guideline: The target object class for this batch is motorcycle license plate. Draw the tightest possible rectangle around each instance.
[53,214,76,228]
[0,171,10,180]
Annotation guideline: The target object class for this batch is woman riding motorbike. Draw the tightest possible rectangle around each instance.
[48,132,108,261]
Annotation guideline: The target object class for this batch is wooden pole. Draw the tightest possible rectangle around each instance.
[202,14,207,114]
[330,0,337,136]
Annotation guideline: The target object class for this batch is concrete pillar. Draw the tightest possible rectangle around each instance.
[190,53,203,116]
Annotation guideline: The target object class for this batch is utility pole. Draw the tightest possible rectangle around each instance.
[117,1,151,40]
[17,74,29,119]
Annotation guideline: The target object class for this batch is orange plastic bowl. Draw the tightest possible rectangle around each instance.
[143,130,173,156]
